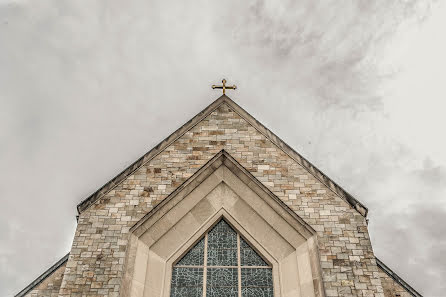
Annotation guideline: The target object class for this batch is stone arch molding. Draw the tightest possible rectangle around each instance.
[121,151,325,297]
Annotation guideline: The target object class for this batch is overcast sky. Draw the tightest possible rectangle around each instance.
[1,0,445,296]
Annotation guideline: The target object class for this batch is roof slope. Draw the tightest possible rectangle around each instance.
[15,253,69,297]
[77,95,368,216]
[377,257,423,297]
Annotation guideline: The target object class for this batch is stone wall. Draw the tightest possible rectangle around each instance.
[24,262,66,297]
[59,101,383,296]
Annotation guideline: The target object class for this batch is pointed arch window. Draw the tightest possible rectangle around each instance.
[170,219,273,297]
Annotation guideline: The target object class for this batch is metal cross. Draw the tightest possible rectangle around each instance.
[212,79,237,95]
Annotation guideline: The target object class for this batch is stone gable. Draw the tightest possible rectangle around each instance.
[59,100,382,297]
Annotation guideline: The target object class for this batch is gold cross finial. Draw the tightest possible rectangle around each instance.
[212,79,237,95]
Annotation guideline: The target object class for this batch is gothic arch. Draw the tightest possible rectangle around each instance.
[170,216,274,296]
[120,151,325,297]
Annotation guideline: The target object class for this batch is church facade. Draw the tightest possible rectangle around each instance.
[17,95,422,297]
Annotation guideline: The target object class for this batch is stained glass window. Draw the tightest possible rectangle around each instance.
[170,219,273,297]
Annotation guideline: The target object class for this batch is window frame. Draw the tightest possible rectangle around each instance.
[170,219,274,297]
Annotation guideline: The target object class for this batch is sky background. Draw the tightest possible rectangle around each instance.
[1,0,445,296]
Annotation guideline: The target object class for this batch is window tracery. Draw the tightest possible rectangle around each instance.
[170,219,273,297]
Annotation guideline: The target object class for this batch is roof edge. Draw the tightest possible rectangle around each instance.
[77,95,228,213]
[376,257,423,297]
[77,95,368,217]
[15,253,69,297]
[223,97,368,217]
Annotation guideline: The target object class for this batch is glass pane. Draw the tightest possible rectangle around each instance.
[176,237,205,266]
[241,268,273,287]
[207,220,237,266]
[207,221,237,249]
[207,247,238,266]
[206,268,238,297]
[240,238,268,266]
[207,268,238,287]
[171,267,203,286]
[170,286,203,297]
[206,287,238,297]
[242,287,274,297]
[170,267,203,289]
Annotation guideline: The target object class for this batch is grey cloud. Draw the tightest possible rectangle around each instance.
[0,0,443,296]
[372,205,446,294]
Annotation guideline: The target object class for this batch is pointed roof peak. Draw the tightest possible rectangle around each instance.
[77,94,368,217]
[210,94,237,105]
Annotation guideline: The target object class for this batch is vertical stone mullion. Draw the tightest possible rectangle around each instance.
[237,233,241,297]
[203,233,208,297]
